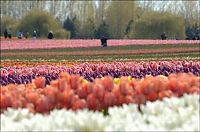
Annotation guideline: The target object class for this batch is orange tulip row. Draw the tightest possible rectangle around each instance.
[1,73,199,114]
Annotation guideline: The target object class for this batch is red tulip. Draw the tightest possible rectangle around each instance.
[104,92,116,107]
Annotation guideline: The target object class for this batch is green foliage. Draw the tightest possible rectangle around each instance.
[69,17,82,39]
[124,20,134,38]
[1,16,18,36]
[101,108,109,116]
[17,9,66,38]
[79,18,96,39]
[54,29,70,39]
[63,17,76,38]
[105,1,137,38]
[185,23,200,40]
[95,21,110,39]
[133,11,185,39]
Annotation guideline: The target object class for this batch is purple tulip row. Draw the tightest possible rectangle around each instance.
[1,61,200,86]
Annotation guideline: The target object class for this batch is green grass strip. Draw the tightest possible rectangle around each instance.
[1,52,199,62]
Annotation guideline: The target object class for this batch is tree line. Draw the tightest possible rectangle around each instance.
[1,1,199,39]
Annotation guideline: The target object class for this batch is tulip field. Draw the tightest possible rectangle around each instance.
[1,39,199,50]
[0,39,200,131]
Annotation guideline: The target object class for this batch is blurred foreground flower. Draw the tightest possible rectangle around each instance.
[1,94,199,131]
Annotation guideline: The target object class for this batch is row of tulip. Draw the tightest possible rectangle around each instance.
[1,59,200,67]
[1,61,199,85]
[0,61,78,67]
[1,39,199,50]
[1,73,199,113]
[1,94,199,131]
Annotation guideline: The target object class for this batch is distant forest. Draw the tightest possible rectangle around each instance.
[1,1,199,39]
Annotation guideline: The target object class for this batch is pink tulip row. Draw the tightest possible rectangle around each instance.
[1,39,200,50]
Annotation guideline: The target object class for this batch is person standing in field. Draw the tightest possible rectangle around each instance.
[4,28,8,39]
[24,31,29,39]
[32,30,37,39]
[7,28,12,39]
[101,36,108,47]
[17,30,23,39]
[161,32,167,40]
[48,31,54,39]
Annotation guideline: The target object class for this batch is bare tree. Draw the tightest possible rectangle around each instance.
[166,1,199,27]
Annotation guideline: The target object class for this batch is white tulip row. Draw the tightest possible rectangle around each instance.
[1,94,199,131]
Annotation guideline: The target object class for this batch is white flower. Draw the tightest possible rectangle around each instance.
[1,94,199,131]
